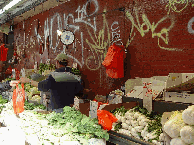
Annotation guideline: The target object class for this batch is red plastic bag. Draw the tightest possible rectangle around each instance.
[102,43,126,78]
[97,110,118,131]
[12,83,25,115]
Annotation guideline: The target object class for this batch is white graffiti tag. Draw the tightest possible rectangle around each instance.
[50,13,62,52]
[44,18,49,50]
[188,17,194,34]
[75,0,99,31]
[111,21,123,45]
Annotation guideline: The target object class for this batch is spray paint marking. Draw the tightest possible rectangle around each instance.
[44,18,49,51]
[50,13,62,53]
[111,21,123,45]
[75,0,99,31]
[126,9,182,51]
[85,9,111,70]
[188,17,194,34]
[166,0,189,14]
[81,32,84,65]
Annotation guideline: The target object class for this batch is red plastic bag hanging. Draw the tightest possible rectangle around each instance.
[97,110,118,131]
[102,43,126,79]
[12,83,25,115]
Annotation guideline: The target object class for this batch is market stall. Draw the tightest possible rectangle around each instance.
[0,68,194,145]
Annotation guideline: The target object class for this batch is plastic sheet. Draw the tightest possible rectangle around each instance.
[97,110,118,131]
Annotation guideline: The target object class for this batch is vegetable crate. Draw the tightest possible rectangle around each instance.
[166,73,194,89]
[164,91,194,104]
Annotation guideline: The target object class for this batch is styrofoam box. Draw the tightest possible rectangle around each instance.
[164,91,194,104]
[166,73,194,89]
[126,76,166,99]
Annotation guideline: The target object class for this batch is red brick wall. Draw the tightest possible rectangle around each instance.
[13,0,194,95]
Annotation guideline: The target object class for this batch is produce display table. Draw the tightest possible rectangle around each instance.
[0,102,108,145]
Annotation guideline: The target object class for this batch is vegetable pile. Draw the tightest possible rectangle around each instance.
[0,102,108,145]
[24,84,41,104]
[0,95,8,114]
[164,105,194,144]
[45,106,109,144]
[39,63,55,75]
[1,78,15,83]
[111,106,164,145]
[24,101,46,110]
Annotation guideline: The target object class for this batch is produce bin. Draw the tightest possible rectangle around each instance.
[108,130,153,145]
[123,96,191,114]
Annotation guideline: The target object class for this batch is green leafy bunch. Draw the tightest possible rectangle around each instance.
[24,83,32,92]
[114,122,122,131]
[24,101,46,110]
[45,106,109,142]
[0,95,8,104]
[71,68,81,76]
[110,106,128,116]
[39,63,55,75]
[132,106,162,143]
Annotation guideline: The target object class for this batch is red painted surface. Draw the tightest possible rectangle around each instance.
[13,0,194,95]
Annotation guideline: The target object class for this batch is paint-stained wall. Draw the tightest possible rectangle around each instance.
[13,0,194,96]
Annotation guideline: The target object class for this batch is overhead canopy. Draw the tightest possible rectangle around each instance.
[0,0,69,26]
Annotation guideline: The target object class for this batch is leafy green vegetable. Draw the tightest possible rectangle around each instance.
[0,95,8,104]
[39,63,55,75]
[45,106,109,142]
[132,106,162,143]
[24,83,32,92]
[114,122,122,131]
[110,106,128,116]
[71,68,81,76]
[24,101,46,110]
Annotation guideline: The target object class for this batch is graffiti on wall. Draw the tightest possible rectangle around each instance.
[126,8,182,51]
[188,17,194,34]
[166,0,194,14]
[166,0,189,14]
[15,0,100,69]
[85,9,111,70]
[111,21,123,46]
[75,0,99,32]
